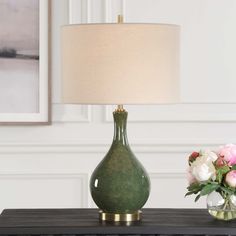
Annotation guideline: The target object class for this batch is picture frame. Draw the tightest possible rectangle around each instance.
[0,0,51,125]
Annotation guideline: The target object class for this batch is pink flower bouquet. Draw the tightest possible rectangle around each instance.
[186,144,236,220]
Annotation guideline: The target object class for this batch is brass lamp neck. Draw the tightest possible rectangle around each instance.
[115,105,125,112]
[114,16,125,113]
[117,15,124,23]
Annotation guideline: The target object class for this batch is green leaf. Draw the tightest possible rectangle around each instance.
[185,192,194,197]
[187,183,201,192]
[200,184,219,196]
[185,190,200,197]
[216,173,223,183]
[232,165,236,170]
[220,186,235,195]
[216,166,230,183]
[195,194,201,202]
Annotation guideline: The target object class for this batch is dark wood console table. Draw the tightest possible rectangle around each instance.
[0,208,236,235]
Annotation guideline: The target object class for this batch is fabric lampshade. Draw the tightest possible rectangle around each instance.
[61,23,180,104]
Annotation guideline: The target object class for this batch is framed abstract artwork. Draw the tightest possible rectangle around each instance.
[0,0,50,124]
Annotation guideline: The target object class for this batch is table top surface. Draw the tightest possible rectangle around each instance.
[0,208,236,235]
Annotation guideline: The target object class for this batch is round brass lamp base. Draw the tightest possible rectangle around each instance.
[99,210,142,222]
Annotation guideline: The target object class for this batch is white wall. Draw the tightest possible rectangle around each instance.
[0,0,236,211]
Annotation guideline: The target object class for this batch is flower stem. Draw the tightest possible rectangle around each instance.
[223,198,229,211]
[215,195,234,220]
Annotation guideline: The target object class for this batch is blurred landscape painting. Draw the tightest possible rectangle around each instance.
[0,0,39,113]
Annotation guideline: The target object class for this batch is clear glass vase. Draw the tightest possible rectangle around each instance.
[207,191,236,221]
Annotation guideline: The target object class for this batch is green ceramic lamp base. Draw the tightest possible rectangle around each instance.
[90,108,150,222]
[99,210,142,222]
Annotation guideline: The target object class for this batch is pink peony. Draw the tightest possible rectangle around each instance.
[225,170,236,188]
[187,167,197,184]
[218,144,236,166]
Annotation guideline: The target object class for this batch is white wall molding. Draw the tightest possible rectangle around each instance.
[0,142,224,154]
[66,0,91,123]
[147,172,205,208]
[0,173,88,208]
[52,104,91,123]
[150,172,185,180]
[104,0,112,22]
[121,0,126,19]
[105,104,236,122]
[103,0,125,23]
[69,0,91,23]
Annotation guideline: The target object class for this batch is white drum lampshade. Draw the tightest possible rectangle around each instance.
[62,23,180,104]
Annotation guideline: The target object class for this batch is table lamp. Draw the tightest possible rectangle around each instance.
[61,16,180,222]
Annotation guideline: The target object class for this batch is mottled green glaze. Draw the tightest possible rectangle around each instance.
[90,110,150,214]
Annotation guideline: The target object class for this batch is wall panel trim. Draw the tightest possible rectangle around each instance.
[0,142,223,154]
[0,173,88,207]
[105,104,236,122]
